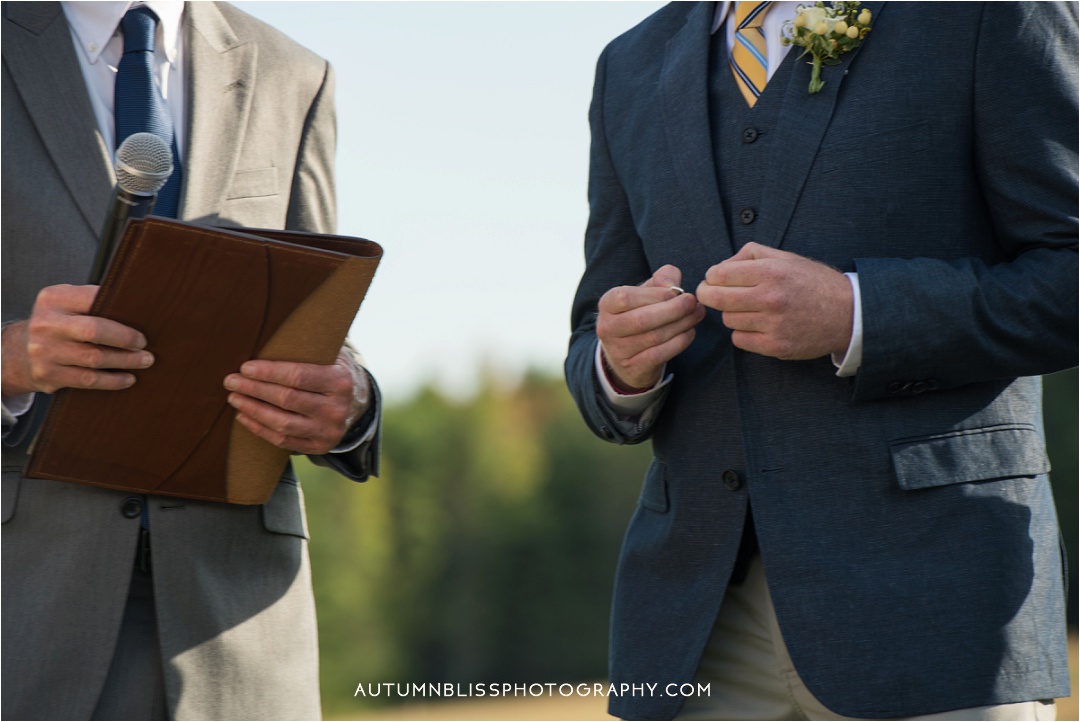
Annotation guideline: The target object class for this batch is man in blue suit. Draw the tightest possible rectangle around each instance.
[565,2,1077,719]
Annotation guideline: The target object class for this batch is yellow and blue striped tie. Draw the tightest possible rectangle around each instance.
[730,2,773,107]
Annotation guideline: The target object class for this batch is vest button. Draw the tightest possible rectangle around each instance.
[121,497,143,519]
[740,208,756,225]
[722,470,742,490]
[742,127,760,143]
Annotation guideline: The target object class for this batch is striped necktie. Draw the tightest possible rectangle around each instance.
[115,6,182,217]
[730,2,773,108]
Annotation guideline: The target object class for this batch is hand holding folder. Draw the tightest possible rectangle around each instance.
[28,217,382,505]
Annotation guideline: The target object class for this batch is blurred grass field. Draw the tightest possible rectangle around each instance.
[338,631,1078,721]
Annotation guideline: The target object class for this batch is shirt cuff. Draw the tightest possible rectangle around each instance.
[595,341,672,415]
[2,392,35,420]
[328,368,378,454]
[832,272,863,377]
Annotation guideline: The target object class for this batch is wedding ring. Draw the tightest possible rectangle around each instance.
[669,285,686,295]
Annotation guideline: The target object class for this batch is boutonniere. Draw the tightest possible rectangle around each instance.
[782,2,872,95]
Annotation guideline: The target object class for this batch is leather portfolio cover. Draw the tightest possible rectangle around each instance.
[27,217,382,505]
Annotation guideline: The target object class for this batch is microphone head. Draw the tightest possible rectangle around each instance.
[115,132,173,195]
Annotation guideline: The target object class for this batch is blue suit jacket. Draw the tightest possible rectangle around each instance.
[565,3,1078,718]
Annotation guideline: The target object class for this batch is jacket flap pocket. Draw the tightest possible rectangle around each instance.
[261,470,309,538]
[227,167,278,200]
[639,460,669,513]
[890,425,1050,491]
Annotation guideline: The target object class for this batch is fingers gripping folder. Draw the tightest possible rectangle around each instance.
[27,218,382,505]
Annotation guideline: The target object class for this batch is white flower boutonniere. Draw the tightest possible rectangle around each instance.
[782,2,872,95]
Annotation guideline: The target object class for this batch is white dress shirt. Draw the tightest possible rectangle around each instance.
[61,1,187,158]
[597,0,864,411]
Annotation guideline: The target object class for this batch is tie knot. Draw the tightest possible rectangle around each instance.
[121,6,158,55]
[735,2,772,30]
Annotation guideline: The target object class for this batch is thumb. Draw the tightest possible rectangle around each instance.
[644,264,683,290]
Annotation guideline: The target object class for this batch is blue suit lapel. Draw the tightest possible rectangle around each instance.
[754,1,885,250]
[660,2,735,260]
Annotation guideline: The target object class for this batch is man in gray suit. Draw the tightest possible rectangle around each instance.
[566,2,1077,719]
[2,2,379,718]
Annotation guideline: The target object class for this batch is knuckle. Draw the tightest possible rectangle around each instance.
[331,372,353,396]
[280,417,301,437]
[595,316,614,340]
[77,368,98,388]
[36,286,61,307]
[610,287,631,309]
[27,315,50,338]
[279,387,301,410]
[624,314,649,336]
[26,340,47,362]
[84,346,105,369]
[288,367,308,390]
[762,290,785,311]
[72,317,98,343]
[641,328,665,350]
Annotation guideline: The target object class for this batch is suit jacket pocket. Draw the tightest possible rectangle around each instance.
[639,460,669,513]
[818,120,930,175]
[890,424,1050,491]
[226,167,279,200]
[261,469,309,538]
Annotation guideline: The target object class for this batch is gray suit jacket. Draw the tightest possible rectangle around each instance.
[1,3,378,718]
[566,3,1077,719]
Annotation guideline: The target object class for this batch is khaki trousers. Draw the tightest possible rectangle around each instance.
[677,555,1056,721]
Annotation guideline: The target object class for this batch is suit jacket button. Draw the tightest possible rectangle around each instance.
[722,470,742,490]
[742,127,760,143]
[912,381,929,394]
[740,208,756,225]
[925,379,939,391]
[121,497,143,519]
[887,381,905,394]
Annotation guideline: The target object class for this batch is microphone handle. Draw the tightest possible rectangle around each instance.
[89,188,157,284]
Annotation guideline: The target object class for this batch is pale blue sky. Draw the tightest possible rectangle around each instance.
[239,1,665,399]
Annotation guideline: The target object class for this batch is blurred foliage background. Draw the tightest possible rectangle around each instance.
[299,368,1077,719]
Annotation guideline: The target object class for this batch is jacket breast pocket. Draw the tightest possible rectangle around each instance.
[261,468,309,538]
[889,424,1050,491]
[226,167,279,200]
[638,460,669,513]
[817,120,930,175]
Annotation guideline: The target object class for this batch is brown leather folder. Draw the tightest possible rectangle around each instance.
[27,217,382,505]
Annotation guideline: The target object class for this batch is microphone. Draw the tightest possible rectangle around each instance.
[89,132,173,284]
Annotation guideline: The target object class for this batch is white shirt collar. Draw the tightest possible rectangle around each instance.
[712,1,733,34]
[62,1,185,65]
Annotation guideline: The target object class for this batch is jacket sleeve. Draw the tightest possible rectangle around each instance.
[851,2,1079,402]
[565,48,669,445]
[287,62,381,481]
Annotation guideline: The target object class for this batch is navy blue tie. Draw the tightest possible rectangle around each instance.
[115,6,182,217]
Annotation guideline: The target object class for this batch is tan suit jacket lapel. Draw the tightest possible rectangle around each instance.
[181,2,256,223]
[2,2,114,235]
